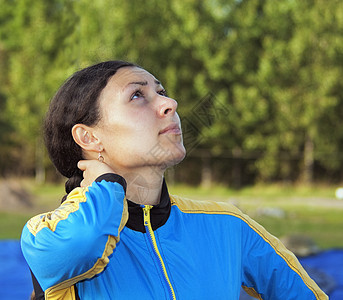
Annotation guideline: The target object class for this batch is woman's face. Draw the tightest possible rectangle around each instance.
[94,66,186,174]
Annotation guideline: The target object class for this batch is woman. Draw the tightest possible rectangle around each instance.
[21,61,327,299]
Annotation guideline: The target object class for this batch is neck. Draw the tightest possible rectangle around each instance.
[123,167,164,205]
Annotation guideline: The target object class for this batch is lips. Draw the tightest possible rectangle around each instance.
[159,123,181,135]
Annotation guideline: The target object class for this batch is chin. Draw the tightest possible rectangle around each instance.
[139,140,186,169]
[167,144,186,167]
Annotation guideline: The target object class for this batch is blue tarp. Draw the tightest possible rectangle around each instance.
[0,240,32,300]
[300,249,343,299]
[0,240,342,299]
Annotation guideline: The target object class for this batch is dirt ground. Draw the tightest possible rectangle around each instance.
[0,179,32,211]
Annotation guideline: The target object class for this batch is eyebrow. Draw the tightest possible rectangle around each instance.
[127,80,161,87]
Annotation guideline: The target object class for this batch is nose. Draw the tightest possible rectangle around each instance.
[157,94,178,117]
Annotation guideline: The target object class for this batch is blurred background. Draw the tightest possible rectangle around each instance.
[0,0,342,299]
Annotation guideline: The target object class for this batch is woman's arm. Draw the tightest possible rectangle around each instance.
[21,171,128,293]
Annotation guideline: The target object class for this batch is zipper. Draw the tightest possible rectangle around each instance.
[142,205,176,300]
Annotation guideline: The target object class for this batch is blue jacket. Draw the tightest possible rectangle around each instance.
[21,174,327,299]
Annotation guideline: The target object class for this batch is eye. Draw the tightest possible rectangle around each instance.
[158,89,168,97]
[131,89,144,100]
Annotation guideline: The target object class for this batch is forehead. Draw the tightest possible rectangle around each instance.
[108,66,161,91]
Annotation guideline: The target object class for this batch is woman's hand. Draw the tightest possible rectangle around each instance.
[77,160,115,187]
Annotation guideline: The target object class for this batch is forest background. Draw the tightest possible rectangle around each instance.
[1,5,343,298]
[1,0,343,188]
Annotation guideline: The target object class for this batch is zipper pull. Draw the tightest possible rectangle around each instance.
[142,205,153,227]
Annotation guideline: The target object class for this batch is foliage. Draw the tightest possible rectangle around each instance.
[0,0,343,185]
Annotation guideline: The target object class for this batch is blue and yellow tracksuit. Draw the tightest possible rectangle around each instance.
[21,174,327,299]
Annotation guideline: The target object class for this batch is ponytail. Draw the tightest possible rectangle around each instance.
[61,169,83,203]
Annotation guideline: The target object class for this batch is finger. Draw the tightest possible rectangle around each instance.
[80,178,87,188]
[77,160,87,171]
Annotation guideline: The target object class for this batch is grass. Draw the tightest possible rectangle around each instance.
[253,207,343,249]
[169,182,337,200]
[0,179,65,240]
[0,211,34,240]
[1,180,342,250]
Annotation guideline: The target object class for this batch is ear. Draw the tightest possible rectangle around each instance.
[71,124,102,152]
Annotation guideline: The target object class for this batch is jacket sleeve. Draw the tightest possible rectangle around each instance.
[240,217,328,300]
[20,174,128,293]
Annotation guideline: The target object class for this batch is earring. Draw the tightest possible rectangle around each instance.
[98,152,104,163]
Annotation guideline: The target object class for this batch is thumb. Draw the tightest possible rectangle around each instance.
[77,160,87,171]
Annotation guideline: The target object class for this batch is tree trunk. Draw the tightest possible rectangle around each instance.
[303,134,314,184]
[35,137,45,184]
[201,153,212,188]
[232,147,242,189]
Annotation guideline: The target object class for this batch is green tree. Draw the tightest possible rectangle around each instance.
[1,0,342,186]
[254,0,343,183]
[0,0,79,179]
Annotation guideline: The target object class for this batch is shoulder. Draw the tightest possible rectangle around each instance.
[170,194,247,220]
[169,194,283,247]
[169,194,275,241]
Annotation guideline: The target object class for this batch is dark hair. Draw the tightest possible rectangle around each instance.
[44,60,136,200]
